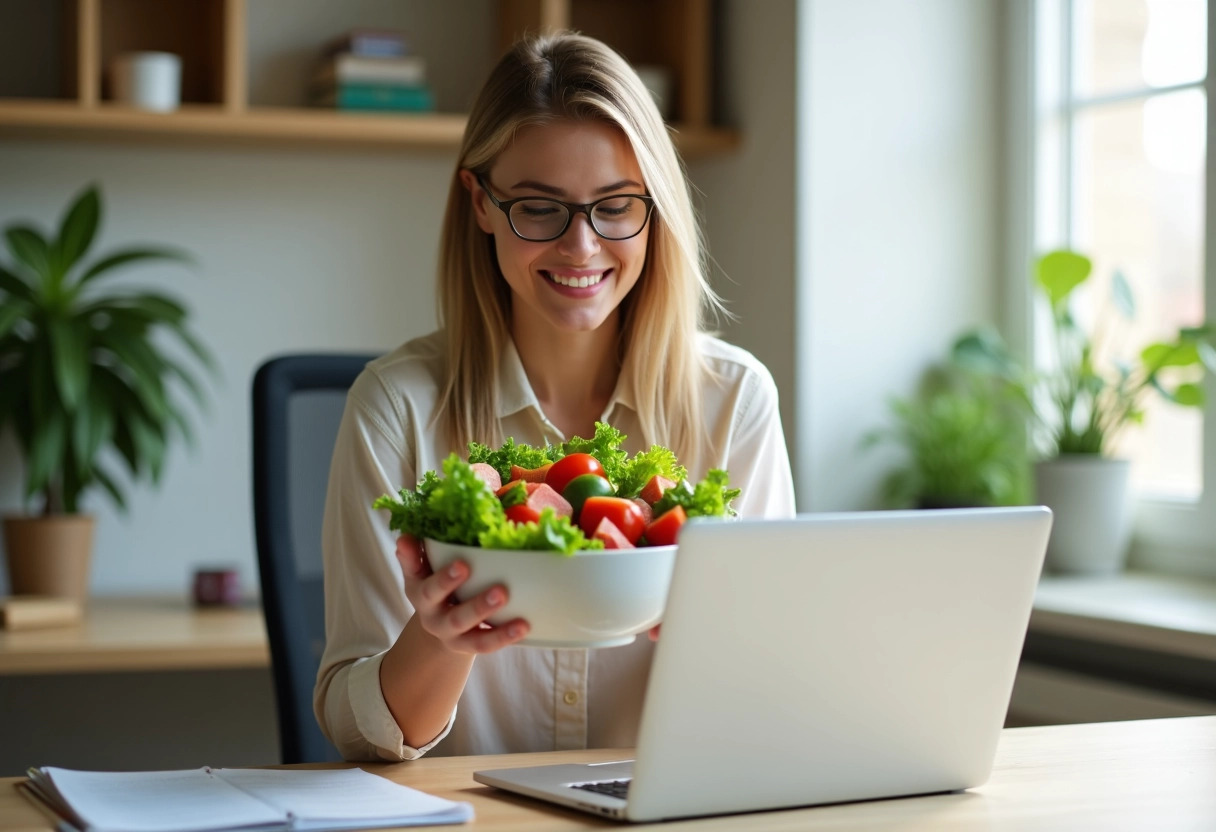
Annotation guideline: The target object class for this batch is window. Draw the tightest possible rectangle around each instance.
[1028,0,1215,569]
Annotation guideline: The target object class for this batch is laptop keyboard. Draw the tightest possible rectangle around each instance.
[571,779,632,799]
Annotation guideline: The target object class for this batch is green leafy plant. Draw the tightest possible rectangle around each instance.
[956,250,1214,459]
[864,345,1031,509]
[0,185,215,515]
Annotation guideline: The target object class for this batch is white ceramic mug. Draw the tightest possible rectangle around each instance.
[111,51,182,112]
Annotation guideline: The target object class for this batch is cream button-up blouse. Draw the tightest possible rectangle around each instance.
[314,330,796,761]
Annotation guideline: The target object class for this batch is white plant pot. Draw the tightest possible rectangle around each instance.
[1033,456,1132,574]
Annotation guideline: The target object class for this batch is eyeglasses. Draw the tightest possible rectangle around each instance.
[476,175,655,242]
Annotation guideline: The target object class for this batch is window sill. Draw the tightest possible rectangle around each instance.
[1030,570,1216,661]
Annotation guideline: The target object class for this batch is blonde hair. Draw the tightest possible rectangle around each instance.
[436,31,725,460]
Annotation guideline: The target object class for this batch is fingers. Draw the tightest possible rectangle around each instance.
[647,623,662,641]
[395,534,430,581]
[395,537,529,653]
[443,582,507,635]
[458,617,531,653]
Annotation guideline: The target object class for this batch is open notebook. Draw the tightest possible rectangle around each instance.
[22,766,473,832]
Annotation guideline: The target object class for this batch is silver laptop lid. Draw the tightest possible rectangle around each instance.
[625,507,1051,821]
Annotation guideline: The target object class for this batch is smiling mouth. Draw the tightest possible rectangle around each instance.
[543,270,611,288]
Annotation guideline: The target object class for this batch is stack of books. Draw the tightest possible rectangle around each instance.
[309,28,435,113]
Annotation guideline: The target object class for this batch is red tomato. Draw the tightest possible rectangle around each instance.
[578,496,645,544]
[510,463,552,483]
[505,503,541,524]
[495,480,540,499]
[545,453,608,495]
[643,505,687,546]
[638,474,676,506]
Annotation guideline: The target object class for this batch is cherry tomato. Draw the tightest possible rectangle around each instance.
[510,463,552,483]
[578,496,646,544]
[639,474,676,506]
[562,473,616,518]
[505,503,541,524]
[545,453,608,495]
[643,505,687,546]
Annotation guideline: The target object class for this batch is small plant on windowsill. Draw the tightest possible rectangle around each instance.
[0,184,216,598]
[863,335,1032,511]
[953,249,1214,573]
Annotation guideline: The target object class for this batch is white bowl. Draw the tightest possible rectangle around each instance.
[424,539,678,648]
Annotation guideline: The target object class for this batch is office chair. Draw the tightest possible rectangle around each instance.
[252,353,377,764]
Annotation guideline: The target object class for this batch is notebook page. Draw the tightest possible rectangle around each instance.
[38,768,286,832]
[215,768,473,829]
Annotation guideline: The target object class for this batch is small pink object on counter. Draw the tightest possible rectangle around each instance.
[193,567,242,606]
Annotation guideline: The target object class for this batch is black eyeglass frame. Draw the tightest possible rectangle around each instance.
[476,175,656,242]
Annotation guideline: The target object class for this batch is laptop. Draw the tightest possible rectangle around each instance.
[473,506,1053,822]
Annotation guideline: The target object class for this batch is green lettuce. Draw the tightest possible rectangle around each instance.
[614,445,688,499]
[467,437,556,482]
[652,469,741,518]
[557,422,629,483]
[477,508,602,555]
[373,454,505,545]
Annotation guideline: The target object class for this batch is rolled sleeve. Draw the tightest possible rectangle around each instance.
[313,372,449,761]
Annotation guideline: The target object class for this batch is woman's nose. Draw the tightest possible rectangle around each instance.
[556,212,600,259]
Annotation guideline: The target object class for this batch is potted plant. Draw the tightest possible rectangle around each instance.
[955,249,1213,573]
[865,338,1031,510]
[0,184,215,599]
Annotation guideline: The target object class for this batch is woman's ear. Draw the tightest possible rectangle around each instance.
[458,169,495,234]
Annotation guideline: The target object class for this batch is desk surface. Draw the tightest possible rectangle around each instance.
[3,716,1213,830]
[0,596,269,675]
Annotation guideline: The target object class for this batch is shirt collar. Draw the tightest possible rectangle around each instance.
[495,336,639,425]
[496,337,541,419]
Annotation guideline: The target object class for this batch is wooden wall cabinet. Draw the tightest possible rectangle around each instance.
[0,0,737,156]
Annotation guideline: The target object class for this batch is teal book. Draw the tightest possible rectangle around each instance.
[314,82,435,112]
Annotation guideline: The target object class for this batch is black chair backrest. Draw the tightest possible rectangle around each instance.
[252,353,376,764]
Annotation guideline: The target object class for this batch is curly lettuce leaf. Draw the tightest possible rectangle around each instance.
[614,445,688,499]
[477,507,602,554]
[557,421,629,483]
[652,469,741,518]
[373,454,505,545]
[467,437,557,482]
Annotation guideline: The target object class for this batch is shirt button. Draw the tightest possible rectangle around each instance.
[563,690,579,705]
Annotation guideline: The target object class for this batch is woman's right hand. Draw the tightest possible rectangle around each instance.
[395,534,530,654]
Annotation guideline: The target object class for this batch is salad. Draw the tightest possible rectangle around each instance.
[374,422,740,554]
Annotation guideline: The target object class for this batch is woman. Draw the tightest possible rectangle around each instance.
[315,31,795,762]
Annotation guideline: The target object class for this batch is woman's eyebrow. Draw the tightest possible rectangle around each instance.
[509,179,645,196]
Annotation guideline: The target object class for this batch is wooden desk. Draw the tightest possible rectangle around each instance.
[0,596,270,675]
[3,716,1212,830]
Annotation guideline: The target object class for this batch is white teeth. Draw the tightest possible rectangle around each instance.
[548,271,605,288]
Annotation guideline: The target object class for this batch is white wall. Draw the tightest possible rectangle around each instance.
[690,0,800,478]
[795,0,1003,511]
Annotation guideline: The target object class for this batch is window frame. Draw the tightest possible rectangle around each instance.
[1015,0,1216,576]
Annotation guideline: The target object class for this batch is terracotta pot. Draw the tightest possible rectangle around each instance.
[2,514,95,600]
[1033,456,1131,574]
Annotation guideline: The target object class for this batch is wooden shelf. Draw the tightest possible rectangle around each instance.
[0,99,740,156]
[0,0,738,157]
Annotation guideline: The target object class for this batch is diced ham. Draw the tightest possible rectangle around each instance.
[525,482,573,519]
[470,462,502,491]
[593,517,635,549]
[630,497,653,527]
